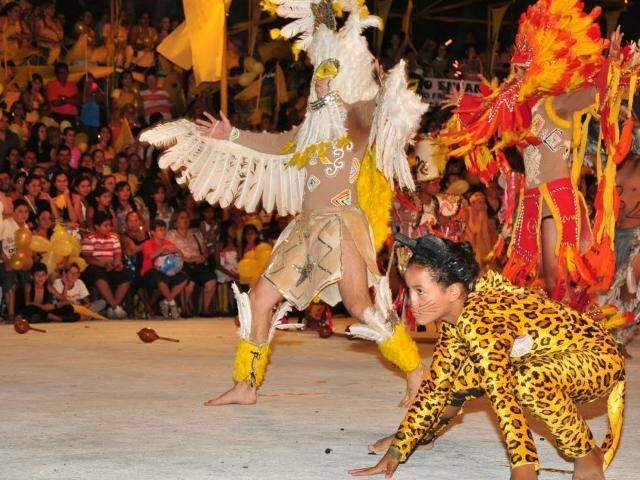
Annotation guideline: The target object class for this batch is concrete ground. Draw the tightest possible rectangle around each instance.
[1,318,638,480]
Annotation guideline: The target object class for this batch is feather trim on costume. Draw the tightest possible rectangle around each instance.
[357,147,393,251]
[368,60,429,190]
[140,120,305,216]
[231,283,252,341]
[348,307,393,343]
[378,323,422,373]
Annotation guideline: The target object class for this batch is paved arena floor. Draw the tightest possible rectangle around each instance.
[1,318,637,479]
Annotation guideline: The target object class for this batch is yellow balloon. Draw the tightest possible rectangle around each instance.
[53,239,73,257]
[23,255,33,270]
[238,258,260,284]
[75,132,89,145]
[68,256,88,272]
[30,235,52,253]
[78,142,88,153]
[14,228,33,250]
[70,237,82,257]
[244,250,256,259]
[42,251,62,274]
[255,243,272,256]
[9,257,24,271]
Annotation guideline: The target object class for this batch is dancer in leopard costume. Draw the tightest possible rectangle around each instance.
[350,234,625,480]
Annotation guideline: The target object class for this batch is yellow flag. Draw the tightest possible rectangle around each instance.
[114,118,134,152]
[157,22,193,70]
[235,75,263,101]
[275,62,288,104]
[157,0,226,84]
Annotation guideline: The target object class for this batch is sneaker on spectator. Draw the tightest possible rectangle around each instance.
[114,306,127,319]
[106,307,116,319]
[159,300,169,318]
[169,300,179,319]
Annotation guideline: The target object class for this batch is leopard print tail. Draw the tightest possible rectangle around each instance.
[602,378,626,470]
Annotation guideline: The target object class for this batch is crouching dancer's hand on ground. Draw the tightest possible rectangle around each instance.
[400,364,426,407]
[349,452,400,478]
[204,380,257,406]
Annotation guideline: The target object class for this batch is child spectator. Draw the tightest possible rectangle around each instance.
[147,183,173,226]
[51,263,97,318]
[87,186,114,228]
[21,262,79,323]
[1,199,31,322]
[141,219,189,318]
[168,209,217,316]
[81,211,131,319]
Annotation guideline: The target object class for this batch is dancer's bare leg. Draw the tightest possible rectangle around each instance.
[572,447,604,480]
[338,234,425,407]
[204,277,283,406]
[541,216,558,292]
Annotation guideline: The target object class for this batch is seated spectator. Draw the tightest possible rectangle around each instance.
[1,198,31,322]
[121,210,151,317]
[21,262,79,323]
[22,174,58,228]
[101,174,116,193]
[61,126,81,168]
[168,209,217,316]
[141,71,173,122]
[215,220,239,315]
[51,263,95,317]
[113,180,148,233]
[113,154,139,194]
[47,144,72,179]
[91,148,111,178]
[51,171,77,224]
[33,208,53,240]
[46,62,79,125]
[90,126,115,164]
[0,109,21,168]
[87,186,114,228]
[141,219,189,318]
[70,175,92,228]
[147,183,173,227]
[21,149,38,175]
[26,122,50,166]
[81,211,131,319]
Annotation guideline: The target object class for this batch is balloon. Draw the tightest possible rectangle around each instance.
[30,236,52,253]
[22,254,33,270]
[42,251,62,273]
[52,239,73,257]
[238,258,260,285]
[14,228,32,250]
[68,256,87,272]
[78,142,88,153]
[9,256,24,271]
[69,237,82,257]
[251,61,264,75]
[244,250,256,259]
[255,242,272,256]
[75,132,89,145]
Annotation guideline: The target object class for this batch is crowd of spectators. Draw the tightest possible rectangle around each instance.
[0,1,510,324]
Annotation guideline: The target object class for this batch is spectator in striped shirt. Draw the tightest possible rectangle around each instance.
[140,72,173,123]
[81,211,132,319]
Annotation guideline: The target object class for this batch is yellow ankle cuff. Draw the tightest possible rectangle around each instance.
[379,323,421,373]
[232,338,272,387]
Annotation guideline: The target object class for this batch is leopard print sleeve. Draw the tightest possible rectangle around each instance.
[389,322,468,462]
[461,315,539,468]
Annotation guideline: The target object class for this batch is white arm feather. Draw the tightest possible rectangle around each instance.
[368,60,429,190]
[140,120,305,216]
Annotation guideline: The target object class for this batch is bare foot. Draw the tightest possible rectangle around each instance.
[368,433,434,454]
[204,381,257,406]
[400,364,425,407]
[573,447,604,480]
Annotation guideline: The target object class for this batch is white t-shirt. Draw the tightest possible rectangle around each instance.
[1,217,21,259]
[52,278,90,304]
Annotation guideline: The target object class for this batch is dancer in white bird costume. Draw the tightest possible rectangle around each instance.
[140,0,429,406]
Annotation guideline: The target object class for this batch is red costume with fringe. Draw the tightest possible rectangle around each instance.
[438,0,640,309]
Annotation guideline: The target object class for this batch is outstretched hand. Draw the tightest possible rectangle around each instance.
[348,453,400,479]
[196,111,233,140]
[373,59,387,84]
[608,26,623,62]
[442,81,466,110]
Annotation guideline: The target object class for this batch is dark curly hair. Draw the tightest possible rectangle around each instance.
[398,233,479,292]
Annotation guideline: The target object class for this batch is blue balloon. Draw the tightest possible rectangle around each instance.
[155,253,183,276]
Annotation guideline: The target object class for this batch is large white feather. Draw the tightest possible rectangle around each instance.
[368,60,429,190]
[140,120,305,215]
[232,283,252,341]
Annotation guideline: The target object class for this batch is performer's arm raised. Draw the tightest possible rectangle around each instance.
[195,110,299,155]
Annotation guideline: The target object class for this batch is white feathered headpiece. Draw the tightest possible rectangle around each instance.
[264,0,382,104]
